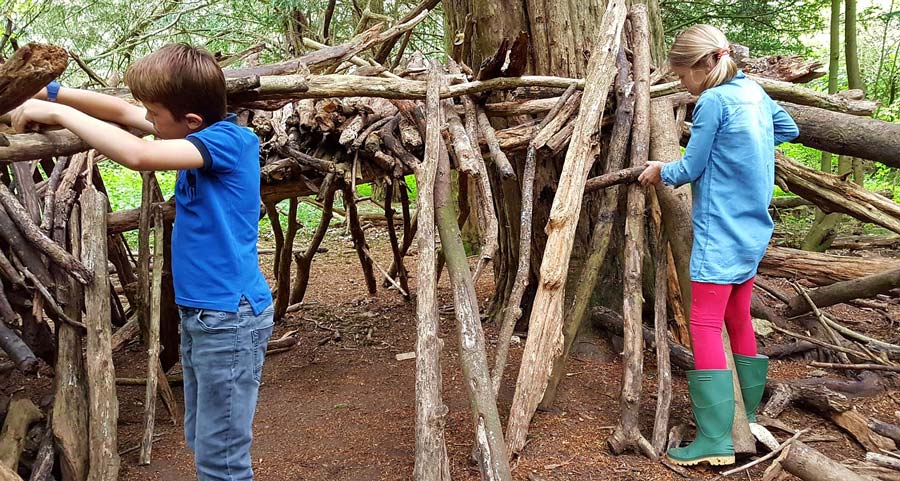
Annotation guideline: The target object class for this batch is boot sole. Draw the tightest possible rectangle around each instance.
[666,454,735,466]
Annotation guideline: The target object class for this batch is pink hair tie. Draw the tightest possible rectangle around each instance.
[716,49,730,60]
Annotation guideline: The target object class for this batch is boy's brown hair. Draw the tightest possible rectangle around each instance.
[125,43,226,126]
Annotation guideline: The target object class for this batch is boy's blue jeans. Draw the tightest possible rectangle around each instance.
[179,298,274,481]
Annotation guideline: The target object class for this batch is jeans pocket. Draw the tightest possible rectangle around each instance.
[196,309,238,334]
[251,322,274,382]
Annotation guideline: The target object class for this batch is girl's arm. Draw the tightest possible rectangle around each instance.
[659,92,723,187]
[769,98,799,145]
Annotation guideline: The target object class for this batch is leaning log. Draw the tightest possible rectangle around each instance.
[81,186,120,481]
[760,246,900,286]
[53,206,89,481]
[506,0,626,456]
[0,322,38,374]
[434,93,512,479]
[411,60,451,481]
[0,43,68,116]
[785,268,900,316]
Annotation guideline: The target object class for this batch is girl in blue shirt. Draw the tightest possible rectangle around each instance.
[639,24,799,467]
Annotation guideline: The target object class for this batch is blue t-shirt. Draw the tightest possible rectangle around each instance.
[174,114,272,315]
[660,71,799,284]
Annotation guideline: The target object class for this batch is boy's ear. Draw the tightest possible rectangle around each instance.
[184,113,205,129]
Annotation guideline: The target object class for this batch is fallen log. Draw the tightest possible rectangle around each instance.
[782,102,900,169]
[786,268,900,316]
[775,153,900,235]
[831,235,900,251]
[760,246,900,286]
[0,43,68,116]
[779,441,876,481]
[764,379,896,451]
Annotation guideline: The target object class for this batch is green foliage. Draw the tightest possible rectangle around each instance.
[661,0,829,55]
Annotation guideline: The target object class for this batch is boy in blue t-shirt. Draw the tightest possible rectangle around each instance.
[12,43,273,480]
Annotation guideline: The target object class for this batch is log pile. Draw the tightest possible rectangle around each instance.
[3,5,900,480]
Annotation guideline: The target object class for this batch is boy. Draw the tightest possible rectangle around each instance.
[13,43,274,481]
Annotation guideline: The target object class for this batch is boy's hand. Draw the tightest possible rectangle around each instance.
[639,161,664,186]
[10,99,67,133]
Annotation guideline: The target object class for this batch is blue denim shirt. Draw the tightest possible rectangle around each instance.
[661,71,799,284]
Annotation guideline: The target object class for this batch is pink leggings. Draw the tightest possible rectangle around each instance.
[690,277,758,370]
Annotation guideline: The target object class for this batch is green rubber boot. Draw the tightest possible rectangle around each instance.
[734,353,769,423]
[667,370,735,466]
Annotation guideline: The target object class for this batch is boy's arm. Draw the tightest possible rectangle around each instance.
[35,85,155,134]
[13,99,202,171]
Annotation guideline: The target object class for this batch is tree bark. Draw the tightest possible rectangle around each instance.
[506,0,626,456]
[779,441,876,481]
[139,207,165,465]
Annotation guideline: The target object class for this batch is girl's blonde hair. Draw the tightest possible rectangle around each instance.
[668,25,738,91]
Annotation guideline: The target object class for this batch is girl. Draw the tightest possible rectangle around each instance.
[639,25,799,466]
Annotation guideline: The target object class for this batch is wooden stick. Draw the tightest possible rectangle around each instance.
[381,181,410,298]
[770,324,871,360]
[411,59,451,481]
[139,207,164,465]
[343,183,378,296]
[651,227,673,456]
[810,361,900,372]
[609,4,655,459]
[0,182,91,284]
[81,185,120,481]
[0,398,43,471]
[434,80,513,481]
[53,205,89,481]
[720,429,807,477]
[507,0,626,455]
[542,47,634,409]
[496,84,579,399]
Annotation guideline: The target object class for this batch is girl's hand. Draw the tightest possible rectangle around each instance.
[639,161,664,186]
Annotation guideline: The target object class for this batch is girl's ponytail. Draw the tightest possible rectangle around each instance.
[669,25,738,90]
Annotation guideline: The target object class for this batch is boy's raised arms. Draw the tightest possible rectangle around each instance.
[11,99,204,172]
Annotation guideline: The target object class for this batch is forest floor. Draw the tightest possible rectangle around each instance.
[5,228,900,481]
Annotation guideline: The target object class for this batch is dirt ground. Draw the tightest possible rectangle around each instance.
[4,229,900,481]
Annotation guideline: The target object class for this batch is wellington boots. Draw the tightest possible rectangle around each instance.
[734,353,769,423]
[667,369,735,466]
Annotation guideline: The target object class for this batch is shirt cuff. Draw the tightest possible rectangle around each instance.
[186,136,213,170]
